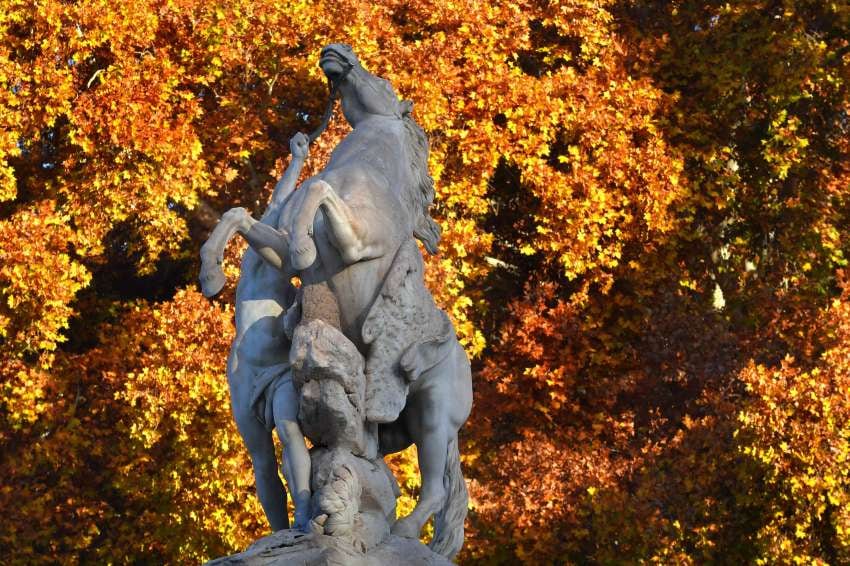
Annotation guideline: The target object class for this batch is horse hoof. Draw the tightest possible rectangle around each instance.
[199,267,226,297]
[291,237,317,270]
[391,516,421,539]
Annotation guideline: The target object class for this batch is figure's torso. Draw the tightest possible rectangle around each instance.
[232,250,294,369]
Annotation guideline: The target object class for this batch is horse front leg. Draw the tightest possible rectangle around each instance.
[287,181,326,270]
[200,207,293,296]
[288,179,382,269]
[200,207,249,297]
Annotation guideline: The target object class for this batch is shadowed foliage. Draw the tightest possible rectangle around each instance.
[0,1,848,563]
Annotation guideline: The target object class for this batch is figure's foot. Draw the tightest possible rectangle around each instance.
[293,509,312,532]
[391,515,422,539]
[290,233,317,270]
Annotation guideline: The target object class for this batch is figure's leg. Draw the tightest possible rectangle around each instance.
[233,405,289,531]
[272,377,312,530]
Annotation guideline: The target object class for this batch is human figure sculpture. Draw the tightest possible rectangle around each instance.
[200,44,473,562]
[200,133,313,531]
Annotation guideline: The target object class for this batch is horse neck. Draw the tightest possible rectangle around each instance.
[339,117,411,179]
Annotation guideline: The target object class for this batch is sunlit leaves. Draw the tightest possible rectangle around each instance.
[736,279,850,564]
[470,0,850,563]
[1,0,849,564]
[0,202,90,434]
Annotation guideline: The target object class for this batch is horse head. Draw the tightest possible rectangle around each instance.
[318,43,441,255]
[319,43,404,126]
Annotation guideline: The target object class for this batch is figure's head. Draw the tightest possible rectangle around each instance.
[319,43,403,124]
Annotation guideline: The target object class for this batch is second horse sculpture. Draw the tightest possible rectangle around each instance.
[201,44,473,561]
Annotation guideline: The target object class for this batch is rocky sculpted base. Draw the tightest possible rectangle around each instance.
[206,529,454,566]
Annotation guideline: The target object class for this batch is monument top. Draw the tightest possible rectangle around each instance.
[201,44,473,564]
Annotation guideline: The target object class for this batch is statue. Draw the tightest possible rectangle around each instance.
[200,132,313,532]
[200,44,473,564]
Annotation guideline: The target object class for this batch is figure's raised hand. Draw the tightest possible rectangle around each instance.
[290,132,309,159]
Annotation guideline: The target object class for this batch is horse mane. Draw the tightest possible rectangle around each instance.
[399,102,441,255]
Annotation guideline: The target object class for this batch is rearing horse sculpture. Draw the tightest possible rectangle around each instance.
[201,44,472,559]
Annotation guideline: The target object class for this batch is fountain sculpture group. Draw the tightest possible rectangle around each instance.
[200,44,473,565]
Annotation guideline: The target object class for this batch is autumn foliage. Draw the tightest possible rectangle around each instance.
[1,0,849,563]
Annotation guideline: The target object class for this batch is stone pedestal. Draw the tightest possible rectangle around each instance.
[206,530,453,566]
[206,319,454,565]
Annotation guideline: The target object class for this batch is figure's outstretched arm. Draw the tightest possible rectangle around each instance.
[260,132,309,225]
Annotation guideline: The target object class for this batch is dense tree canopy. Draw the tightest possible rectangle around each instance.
[1,0,848,563]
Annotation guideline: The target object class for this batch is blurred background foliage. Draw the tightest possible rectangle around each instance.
[1,0,849,563]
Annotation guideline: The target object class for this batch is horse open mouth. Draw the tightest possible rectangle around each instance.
[319,48,350,82]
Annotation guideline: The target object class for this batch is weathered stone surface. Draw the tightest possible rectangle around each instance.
[290,319,374,457]
[360,239,455,424]
[200,43,474,564]
[308,447,398,551]
[290,320,396,552]
[206,530,454,566]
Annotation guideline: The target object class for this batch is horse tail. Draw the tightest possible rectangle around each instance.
[429,434,468,560]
